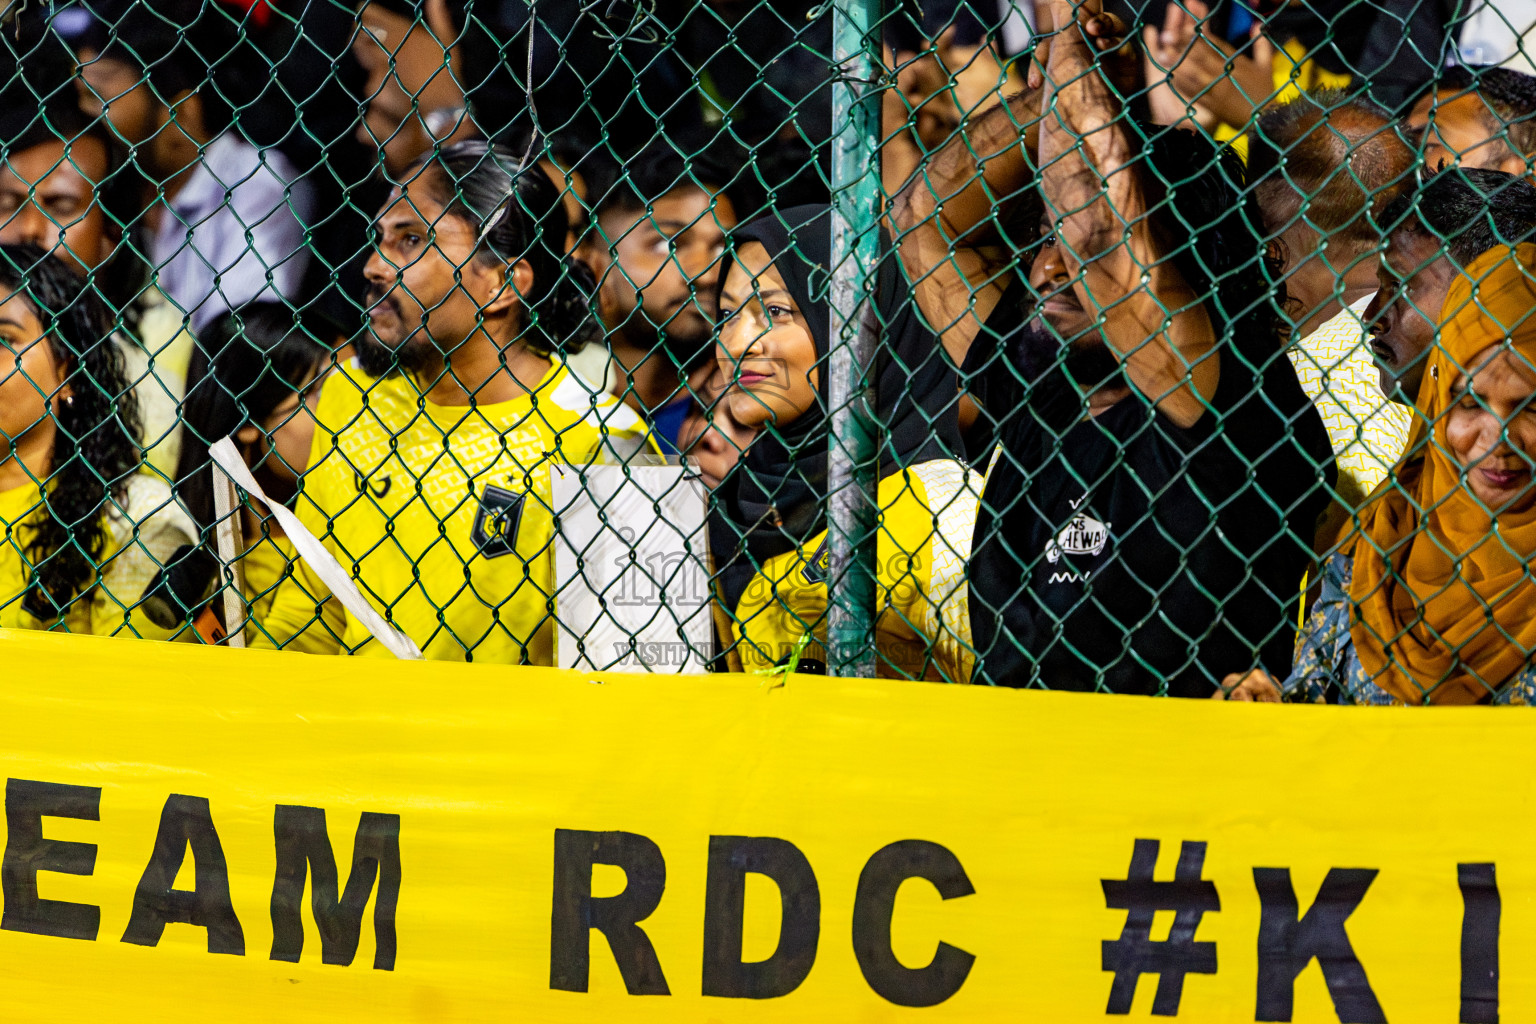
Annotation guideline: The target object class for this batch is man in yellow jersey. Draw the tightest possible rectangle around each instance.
[254,140,652,662]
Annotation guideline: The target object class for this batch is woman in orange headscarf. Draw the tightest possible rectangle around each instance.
[1221,243,1536,704]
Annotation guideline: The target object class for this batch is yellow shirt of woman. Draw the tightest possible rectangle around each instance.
[236,529,302,641]
[729,460,979,683]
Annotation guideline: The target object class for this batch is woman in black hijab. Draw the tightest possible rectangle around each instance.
[708,205,978,680]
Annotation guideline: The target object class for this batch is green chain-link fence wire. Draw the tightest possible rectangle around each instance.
[1,0,1533,702]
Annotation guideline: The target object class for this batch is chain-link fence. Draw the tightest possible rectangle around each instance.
[1,0,1534,704]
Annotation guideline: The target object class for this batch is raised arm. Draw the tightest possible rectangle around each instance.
[890,7,1136,371]
[889,83,1040,369]
[1038,0,1219,428]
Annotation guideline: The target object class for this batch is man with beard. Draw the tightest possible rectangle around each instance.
[253,141,651,662]
[574,142,739,452]
[893,1,1334,694]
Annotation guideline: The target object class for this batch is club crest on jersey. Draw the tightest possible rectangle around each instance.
[471,484,525,558]
[1045,512,1111,564]
[801,538,830,585]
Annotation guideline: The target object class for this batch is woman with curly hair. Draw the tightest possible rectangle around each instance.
[0,245,195,637]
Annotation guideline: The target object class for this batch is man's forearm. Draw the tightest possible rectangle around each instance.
[1038,15,1135,269]
[890,83,1039,369]
[893,89,1038,242]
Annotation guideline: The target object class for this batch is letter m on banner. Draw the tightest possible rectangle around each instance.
[269,806,402,970]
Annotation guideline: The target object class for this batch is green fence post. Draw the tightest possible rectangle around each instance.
[827,0,883,678]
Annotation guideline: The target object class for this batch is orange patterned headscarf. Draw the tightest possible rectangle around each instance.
[1349,243,1536,704]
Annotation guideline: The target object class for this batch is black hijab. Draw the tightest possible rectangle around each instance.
[713,205,960,613]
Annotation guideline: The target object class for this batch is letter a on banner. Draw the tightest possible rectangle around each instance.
[122,795,245,954]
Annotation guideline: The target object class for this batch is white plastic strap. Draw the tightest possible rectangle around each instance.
[210,463,247,648]
[208,437,424,661]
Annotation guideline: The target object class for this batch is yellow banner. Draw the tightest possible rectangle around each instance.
[0,627,1521,1022]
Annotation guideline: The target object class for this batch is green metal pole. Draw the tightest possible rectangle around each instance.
[827,0,882,678]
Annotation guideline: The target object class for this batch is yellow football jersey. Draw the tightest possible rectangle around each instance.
[237,530,300,641]
[729,460,980,682]
[254,359,653,662]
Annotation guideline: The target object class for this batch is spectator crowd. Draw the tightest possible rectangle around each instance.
[3,0,1536,705]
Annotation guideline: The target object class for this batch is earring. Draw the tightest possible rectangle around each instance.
[60,394,75,409]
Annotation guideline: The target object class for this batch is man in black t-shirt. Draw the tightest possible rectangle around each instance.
[893,0,1334,694]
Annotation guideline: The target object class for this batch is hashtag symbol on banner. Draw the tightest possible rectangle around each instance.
[1101,838,1220,1015]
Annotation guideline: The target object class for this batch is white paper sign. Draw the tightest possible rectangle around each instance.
[551,463,711,673]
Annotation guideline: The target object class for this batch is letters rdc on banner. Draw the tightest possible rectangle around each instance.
[0,628,1524,1021]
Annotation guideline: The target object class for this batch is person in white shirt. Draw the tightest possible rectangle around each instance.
[77,8,314,333]
[147,131,313,334]
[1247,93,1416,507]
